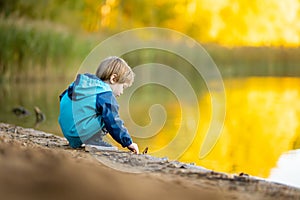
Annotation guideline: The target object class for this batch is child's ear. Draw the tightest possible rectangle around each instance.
[109,74,118,84]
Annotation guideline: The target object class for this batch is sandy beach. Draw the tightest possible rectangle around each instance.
[0,122,299,200]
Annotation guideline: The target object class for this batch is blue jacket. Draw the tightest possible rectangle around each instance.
[58,73,133,148]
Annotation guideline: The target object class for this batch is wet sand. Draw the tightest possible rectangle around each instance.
[0,123,299,200]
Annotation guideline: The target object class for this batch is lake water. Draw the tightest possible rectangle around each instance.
[0,77,299,188]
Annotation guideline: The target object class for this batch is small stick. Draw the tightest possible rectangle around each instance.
[142,147,148,154]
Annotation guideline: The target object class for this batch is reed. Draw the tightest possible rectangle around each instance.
[0,17,93,82]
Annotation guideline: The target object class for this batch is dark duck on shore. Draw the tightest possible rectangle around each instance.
[12,106,30,117]
[34,106,46,124]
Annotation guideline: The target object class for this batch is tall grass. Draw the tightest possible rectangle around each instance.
[204,44,300,77]
[122,45,300,81]
[0,17,93,82]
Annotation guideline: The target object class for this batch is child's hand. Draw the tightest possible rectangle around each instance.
[127,143,139,154]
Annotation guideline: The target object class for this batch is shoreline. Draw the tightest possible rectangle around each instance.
[1,122,299,200]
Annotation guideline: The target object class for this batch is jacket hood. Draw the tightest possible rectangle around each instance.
[70,73,112,100]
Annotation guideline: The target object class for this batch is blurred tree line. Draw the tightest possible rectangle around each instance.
[82,0,300,46]
[0,0,83,26]
[1,0,299,45]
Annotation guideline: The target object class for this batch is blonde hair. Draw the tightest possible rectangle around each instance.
[95,56,134,86]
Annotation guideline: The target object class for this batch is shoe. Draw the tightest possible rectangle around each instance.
[85,142,118,152]
[84,132,118,152]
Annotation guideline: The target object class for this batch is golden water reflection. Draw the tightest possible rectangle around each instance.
[182,77,300,178]
[131,77,300,178]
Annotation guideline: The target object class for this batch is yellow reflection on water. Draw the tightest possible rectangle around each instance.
[180,77,300,177]
[116,77,300,178]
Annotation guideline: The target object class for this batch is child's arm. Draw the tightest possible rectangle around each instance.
[96,92,139,153]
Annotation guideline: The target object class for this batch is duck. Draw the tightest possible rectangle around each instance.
[34,106,46,124]
[12,106,30,117]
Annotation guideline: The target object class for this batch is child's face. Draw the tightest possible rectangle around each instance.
[110,82,129,97]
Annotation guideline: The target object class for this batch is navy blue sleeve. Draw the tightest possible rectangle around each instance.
[96,91,133,148]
